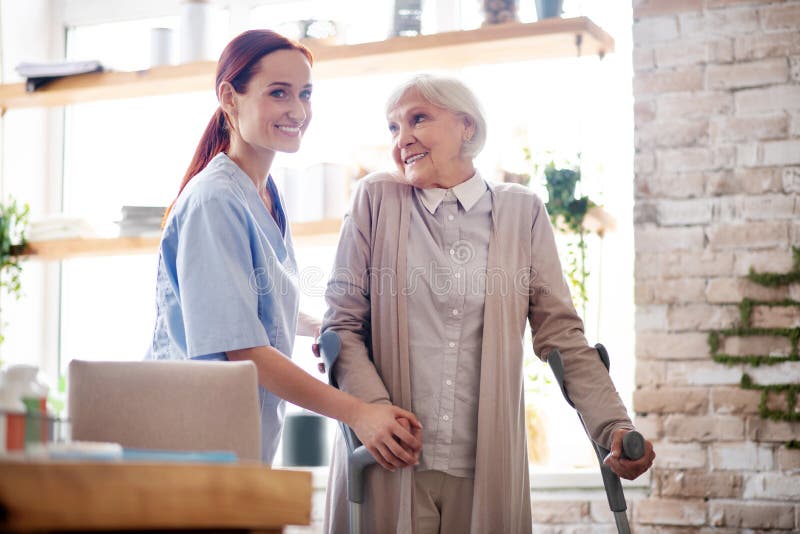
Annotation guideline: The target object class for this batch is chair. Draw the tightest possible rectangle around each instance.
[68,359,261,461]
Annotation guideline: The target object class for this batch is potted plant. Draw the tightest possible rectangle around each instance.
[523,150,606,318]
[542,160,595,317]
[535,0,564,19]
[0,196,30,347]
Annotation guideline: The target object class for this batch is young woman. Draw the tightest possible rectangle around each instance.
[147,30,421,468]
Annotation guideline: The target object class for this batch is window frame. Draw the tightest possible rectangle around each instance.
[35,0,636,486]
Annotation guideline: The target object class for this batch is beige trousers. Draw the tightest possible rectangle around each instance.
[414,470,474,534]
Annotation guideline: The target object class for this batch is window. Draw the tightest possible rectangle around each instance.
[57,15,227,375]
[9,0,634,473]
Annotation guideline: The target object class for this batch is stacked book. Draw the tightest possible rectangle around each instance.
[117,206,166,237]
[15,60,103,92]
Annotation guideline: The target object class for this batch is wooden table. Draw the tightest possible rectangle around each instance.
[0,460,311,532]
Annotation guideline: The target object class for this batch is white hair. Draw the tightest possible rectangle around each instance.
[385,74,487,158]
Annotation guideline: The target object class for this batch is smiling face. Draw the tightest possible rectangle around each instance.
[387,89,475,189]
[222,49,313,160]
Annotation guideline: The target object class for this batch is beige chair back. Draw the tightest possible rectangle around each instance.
[68,359,261,461]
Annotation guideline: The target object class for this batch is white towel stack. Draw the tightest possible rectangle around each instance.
[28,215,96,241]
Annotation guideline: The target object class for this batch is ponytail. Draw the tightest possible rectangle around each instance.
[179,109,230,199]
[162,108,229,226]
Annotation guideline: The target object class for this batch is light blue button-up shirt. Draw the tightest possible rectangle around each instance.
[147,152,300,463]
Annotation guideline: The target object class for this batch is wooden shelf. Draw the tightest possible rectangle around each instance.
[23,218,343,260]
[311,16,612,78]
[11,17,613,260]
[0,17,613,110]
[25,236,161,260]
[21,209,619,260]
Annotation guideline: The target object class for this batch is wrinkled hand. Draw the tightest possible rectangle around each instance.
[396,417,422,465]
[351,403,422,471]
[603,429,655,480]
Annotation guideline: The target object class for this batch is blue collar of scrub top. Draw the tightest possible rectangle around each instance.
[265,175,287,237]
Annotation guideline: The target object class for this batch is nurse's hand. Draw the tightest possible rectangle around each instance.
[311,336,325,374]
[351,402,422,471]
[297,311,322,338]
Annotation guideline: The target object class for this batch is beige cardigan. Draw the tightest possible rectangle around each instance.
[322,172,633,534]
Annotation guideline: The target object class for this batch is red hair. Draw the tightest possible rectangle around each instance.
[163,30,312,225]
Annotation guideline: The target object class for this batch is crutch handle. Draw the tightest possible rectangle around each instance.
[595,431,645,463]
[548,345,640,531]
[346,445,375,504]
[318,331,378,506]
[622,430,645,461]
[318,330,343,388]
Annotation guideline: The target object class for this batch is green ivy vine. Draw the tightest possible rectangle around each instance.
[708,248,800,446]
[738,297,800,326]
[740,374,800,423]
[747,247,800,287]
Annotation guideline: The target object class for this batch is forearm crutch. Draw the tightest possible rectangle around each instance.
[547,344,645,534]
[318,331,376,534]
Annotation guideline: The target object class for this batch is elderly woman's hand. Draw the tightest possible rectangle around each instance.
[603,428,655,480]
[350,402,422,471]
[396,416,422,465]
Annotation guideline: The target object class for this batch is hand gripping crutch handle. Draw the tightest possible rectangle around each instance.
[548,344,640,534]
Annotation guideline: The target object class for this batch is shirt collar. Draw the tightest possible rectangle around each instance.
[417,171,487,215]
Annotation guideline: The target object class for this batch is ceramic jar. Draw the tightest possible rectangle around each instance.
[482,0,519,24]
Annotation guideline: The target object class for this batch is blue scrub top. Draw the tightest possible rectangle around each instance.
[147,152,300,463]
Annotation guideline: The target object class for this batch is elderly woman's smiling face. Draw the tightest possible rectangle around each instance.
[386,89,475,189]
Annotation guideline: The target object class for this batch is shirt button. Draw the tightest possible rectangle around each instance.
[452,309,459,316]
[448,215,454,221]
[449,249,455,255]
[446,379,453,386]
[448,342,455,348]
[442,415,450,421]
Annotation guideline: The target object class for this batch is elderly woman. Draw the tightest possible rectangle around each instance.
[322,74,654,534]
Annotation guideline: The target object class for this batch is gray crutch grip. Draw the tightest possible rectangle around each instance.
[346,446,375,504]
[318,331,377,505]
[622,431,645,461]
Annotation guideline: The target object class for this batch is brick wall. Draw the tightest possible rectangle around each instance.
[633,0,800,531]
